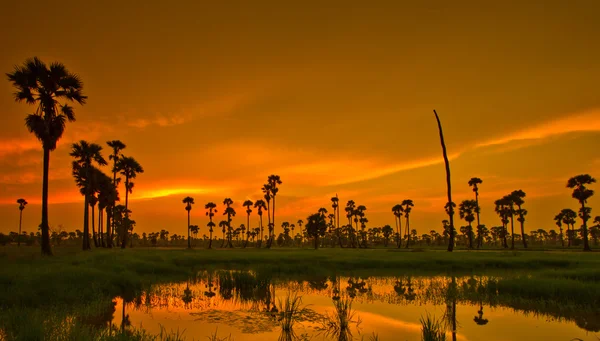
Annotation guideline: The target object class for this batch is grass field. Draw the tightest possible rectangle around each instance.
[1,246,599,340]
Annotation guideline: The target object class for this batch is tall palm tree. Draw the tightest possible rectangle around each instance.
[266,175,282,248]
[89,194,99,247]
[98,172,118,248]
[223,198,236,248]
[402,200,414,248]
[331,194,343,248]
[468,177,483,248]
[205,202,217,249]
[296,219,303,246]
[567,174,596,251]
[107,140,125,248]
[16,199,28,246]
[433,110,455,252]
[553,212,565,247]
[392,204,404,248]
[7,57,87,255]
[459,200,477,249]
[510,190,527,248]
[355,205,367,248]
[243,200,253,248]
[261,184,272,247]
[254,199,267,247]
[183,196,195,249]
[494,198,510,248]
[344,200,357,248]
[561,208,578,247]
[70,141,107,250]
[218,220,228,247]
[117,156,144,249]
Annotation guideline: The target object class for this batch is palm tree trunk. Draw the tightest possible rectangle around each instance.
[187,210,191,249]
[99,208,105,247]
[467,222,473,248]
[91,204,98,247]
[502,222,508,248]
[433,110,455,252]
[265,202,271,248]
[269,198,276,248]
[405,215,411,248]
[83,195,91,250]
[582,203,591,251]
[18,210,23,247]
[475,191,481,249]
[121,177,129,249]
[41,147,52,256]
[258,214,263,248]
[314,235,319,250]
[208,229,213,249]
[244,213,250,248]
[510,215,515,249]
[106,208,112,248]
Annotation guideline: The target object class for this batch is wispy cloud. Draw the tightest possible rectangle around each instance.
[477,108,600,148]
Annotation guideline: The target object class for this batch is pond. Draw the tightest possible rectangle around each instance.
[111,271,599,341]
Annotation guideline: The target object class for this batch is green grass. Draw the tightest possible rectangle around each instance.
[1,246,599,340]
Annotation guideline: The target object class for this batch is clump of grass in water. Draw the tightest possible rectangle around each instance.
[276,293,310,341]
[319,297,361,341]
[420,313,447,341]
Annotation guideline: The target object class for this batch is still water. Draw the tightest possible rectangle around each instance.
[112,272,598,340]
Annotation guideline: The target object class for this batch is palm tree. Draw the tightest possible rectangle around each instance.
[296,219,303,247]
[554,212,565,247]
[189,225,199,246]
[331,194,343,248]
[7,57,87,256]
[402,200,414,248]
[97,172,118,248]
[266,175,282,248]
[345,200,357,248]
[501,195,517,249]
[89,194,99,247]
[16,199,28,246]
[183,196,195,248]
[561,208,578,247]
[218,220,228,247]
[468,177,483,248]
[261,184,272,247]
[117,156,144,249]
[254,199,267,247]
[567,174,596,251]
[70,141,107,250]
[433,110,455,252]
[305,213,327,250]
[494,198,510,248]
[242,200,253,248]
[392,204,404,248]
[205,202,217,249]
[223,198,236,248]
[458,199,477,248]
[106,140,125,248]
[510,190,527,248]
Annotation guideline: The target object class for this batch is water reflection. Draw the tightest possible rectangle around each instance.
[110,271,599,341]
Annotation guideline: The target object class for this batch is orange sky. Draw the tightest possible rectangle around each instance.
[1,0,599,236]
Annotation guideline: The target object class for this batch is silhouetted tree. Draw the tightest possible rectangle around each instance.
[223,198,236,248]
[254,199,267,247]
[554,212,565,247]
[392,204,404,248]
[433,110,455,252]
[97,172,118,247]
[7,57,87,256]
[266,175,282,248]
[459,199,477,248]
[468,177,483,248]
[243,200,253,248]
[305,213,327,249]
[402,200,414,248]
[71,141,107,250]
[567,174,596,251]
[183,196,195,248]
[345,200,357,248]
[561,208,577,247]
[331,194,342,247]
[106,140,125,248]
[16,198,27,246]
[261,184,272,247]
[117,156,143,249]
[510,190,527,248]
[494,198,510,248]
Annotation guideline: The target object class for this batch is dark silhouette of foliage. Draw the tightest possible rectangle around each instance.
[7,57,87,255]
[567,174,596,251]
